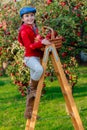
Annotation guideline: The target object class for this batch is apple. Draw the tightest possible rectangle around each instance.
[43,83,46,88]
[74,6,79,10]
[65,70,70,74]
[35,34,42,42]
[85,17,87,21]
[77,14,81,17]
[60,1,66,7]
[70,42,76,46]
[0,23,2,28]
[0,47,2,51]
[63,63,67,68]
[77,32,81,37]
[61,52,67,57]
[47,0,52,5]
[45,72,50,76]
[21,93,25,97]
[69,75,72,80]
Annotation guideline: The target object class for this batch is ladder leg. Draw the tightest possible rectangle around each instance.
[50,44,84,130]
[29,74,45,130]
[25,46,50,130]
[25,70,45,130]
[25,119,31,130]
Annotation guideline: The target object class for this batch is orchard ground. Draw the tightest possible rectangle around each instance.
[0,65,87,130]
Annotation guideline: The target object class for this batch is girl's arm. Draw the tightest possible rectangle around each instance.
[21,30,43,50]
[21,31,51,50]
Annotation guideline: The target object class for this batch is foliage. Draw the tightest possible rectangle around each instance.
[6,41,30,96]
[0,2,28,96]
[0,0,87,96]
[35,0,87,87]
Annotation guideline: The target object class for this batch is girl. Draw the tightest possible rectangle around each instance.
[18,6,51,119]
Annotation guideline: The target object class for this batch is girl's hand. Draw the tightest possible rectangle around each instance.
[41,38,51,45]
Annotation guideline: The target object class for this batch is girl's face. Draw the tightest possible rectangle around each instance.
[22,13,35,25]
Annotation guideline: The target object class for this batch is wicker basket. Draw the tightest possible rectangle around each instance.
[43,26,62,49]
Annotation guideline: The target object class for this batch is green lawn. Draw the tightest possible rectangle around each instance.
[0,66,87,130]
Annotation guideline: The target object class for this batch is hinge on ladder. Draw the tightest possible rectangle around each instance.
[43,46,58,62]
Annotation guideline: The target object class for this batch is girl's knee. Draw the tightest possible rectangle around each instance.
[37,66,43,75]
[32,66,43,81]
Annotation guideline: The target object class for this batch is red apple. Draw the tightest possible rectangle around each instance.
[0,23,2,28]
[6,31,10,35]
[47,0,52,5]
[0,74,2,76]
[35,34,42,42]
[74,6,79,10]
[43,83,46,88]
[85,17,87,21]
[69,75,72,80]
[60,1,66,7]
[62,37,66,42]
[46,33,51,39]
[77,14,81,17]
[65,70,70,74]
[77,32,81,37]
[61,52,67,58]
[70,42,76,46]
[0,47,2,51]
[21,93,25,97]
[63,63,67,68]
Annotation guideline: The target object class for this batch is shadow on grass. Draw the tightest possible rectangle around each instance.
[0,93,25,104]
[73,83,87,97]
[14,94,26,100]
[0,81,5,86]
[79,74,87,78]
[42,82,87,102]
[42,86,63,101]
[0,75,11,86]
[74,83,87,92]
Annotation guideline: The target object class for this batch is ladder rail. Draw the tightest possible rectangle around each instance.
[50,44,84,130]
[25,45,50,130]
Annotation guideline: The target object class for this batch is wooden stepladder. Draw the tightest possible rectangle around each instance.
[25,43,84,130]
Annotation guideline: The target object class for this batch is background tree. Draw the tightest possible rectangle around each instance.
[0,0,87,96]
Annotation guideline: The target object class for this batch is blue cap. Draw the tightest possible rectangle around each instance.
[20,6,36,17]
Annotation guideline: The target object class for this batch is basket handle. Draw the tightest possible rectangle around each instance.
[42,26,55,39]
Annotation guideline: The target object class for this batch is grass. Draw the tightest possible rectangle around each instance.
[0,65,87,130]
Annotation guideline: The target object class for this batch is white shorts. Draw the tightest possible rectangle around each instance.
[24,56,43,81]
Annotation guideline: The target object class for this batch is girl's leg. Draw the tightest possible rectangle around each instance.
[28,57,43,81]
[24,57,43,119]
[24,56,43,81]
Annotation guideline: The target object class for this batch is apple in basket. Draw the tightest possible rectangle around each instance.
[46,31,58,39]
[35,34,42,42]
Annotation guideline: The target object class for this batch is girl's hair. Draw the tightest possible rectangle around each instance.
[21,21,24,25]
[34,20,37,27]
